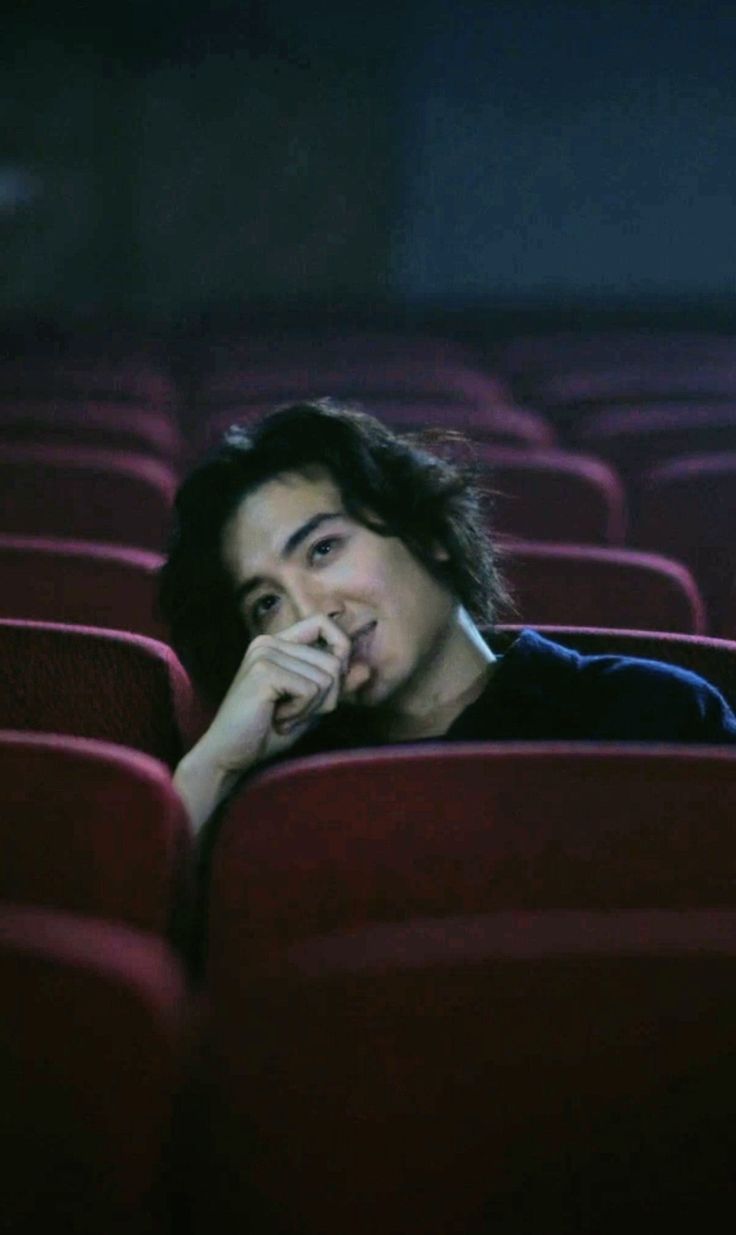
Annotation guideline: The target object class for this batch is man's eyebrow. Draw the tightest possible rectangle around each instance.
[234,511,342,604]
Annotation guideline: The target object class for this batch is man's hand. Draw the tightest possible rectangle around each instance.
[177,614,371,819]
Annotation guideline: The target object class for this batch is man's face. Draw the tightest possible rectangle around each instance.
[221,468,458,711]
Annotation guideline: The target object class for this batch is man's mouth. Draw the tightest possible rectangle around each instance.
[347,621,377,668]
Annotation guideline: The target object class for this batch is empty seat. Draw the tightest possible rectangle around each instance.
[633,452,736,639]
[496,330,736,381]
[197,908,736,1235]
[475,446,625,543]
[495,624,736,711]
[501,542,706,633]
[525,364,736,422]
[0,399,182,462]
[201,829,736,1235]
[200,738,736,1235]
[569,404,736,478]
[206,744,736,988]
[0,619,195,766]
[0,732,191,934]
[382,401,554,446]
[0,906,186,1235]
[199,358,510,410]
[0,445,176,552]
[0,536,166,639]
[0,357,175,406]
[206,329,477,368]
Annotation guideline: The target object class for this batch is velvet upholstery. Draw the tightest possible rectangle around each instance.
[0,731,192,934]
[0,619,195,765]
[0,906,187,1235]
[501,542,706,632]
[0,444,176,551]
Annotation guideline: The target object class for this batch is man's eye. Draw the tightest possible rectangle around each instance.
[251,594,278,623]
[309,536,341,562]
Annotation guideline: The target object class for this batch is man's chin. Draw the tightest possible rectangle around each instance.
[340,674,379,711]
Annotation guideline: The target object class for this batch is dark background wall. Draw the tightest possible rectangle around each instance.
[3,0,735,324]
[392,0,736,308]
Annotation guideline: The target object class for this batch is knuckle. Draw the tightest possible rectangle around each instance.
[247,634,272,657]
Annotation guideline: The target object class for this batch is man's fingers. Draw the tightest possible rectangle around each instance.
[253,647,343,728]
[277,614,352,662]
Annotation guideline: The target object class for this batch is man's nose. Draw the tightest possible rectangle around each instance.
[290,580,343,626]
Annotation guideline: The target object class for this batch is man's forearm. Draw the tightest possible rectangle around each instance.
[172,739,243,834]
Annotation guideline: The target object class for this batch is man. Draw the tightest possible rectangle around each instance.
[159,399,736,834]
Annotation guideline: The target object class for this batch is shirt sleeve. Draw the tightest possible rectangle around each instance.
[590,658,736,745]
[691,677,736,743]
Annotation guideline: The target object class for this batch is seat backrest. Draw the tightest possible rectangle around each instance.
[0,535,166,639]
[0,906,186,1235]
[384,402,555,445]
[0,618,195,765]
[0,400,181,461]
[198,907,736,1235]
[0,731,191,934]
[527,365,736,417]
[0,444,176,551]
[570,404,736,478]
[500,542,706,633]
[206,743,736,990]
[496,330,736,380]
[199,358,510,408]
[496,623,736,709]
[633,452,736,638]
[0,357,175,406]
[473,446,625,543]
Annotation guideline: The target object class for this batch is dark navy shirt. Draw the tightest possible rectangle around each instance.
[285,627,736,755]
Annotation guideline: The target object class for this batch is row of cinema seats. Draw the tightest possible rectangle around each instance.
[0,532,709,639]
[3,326,736,1230]
[1,327,736,636]
[0,433,732,632]
[0,454,730,636]
[7,899,736,1234]
[3,617,736,1231]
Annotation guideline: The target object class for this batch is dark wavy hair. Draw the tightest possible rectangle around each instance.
[158,399,514,706]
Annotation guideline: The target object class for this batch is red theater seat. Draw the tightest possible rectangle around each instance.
[0,906,186,1235]
[476,446,625,543]
[206,744,736,989]
[0,619,195,766]
[0,357,175,407]
[0,535,166,639]
[0,445,176,552]
[501,542,706,633]
[199,358,510,409]
[196,743,736,1231]
[197,910,736,1235]
[525,363,736,423]
[0,732,191,934]
[633,452,736,639]
[570,404,736,479]
[0,400,182,462]
[382,401,555,445]
[496,330,736,381]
